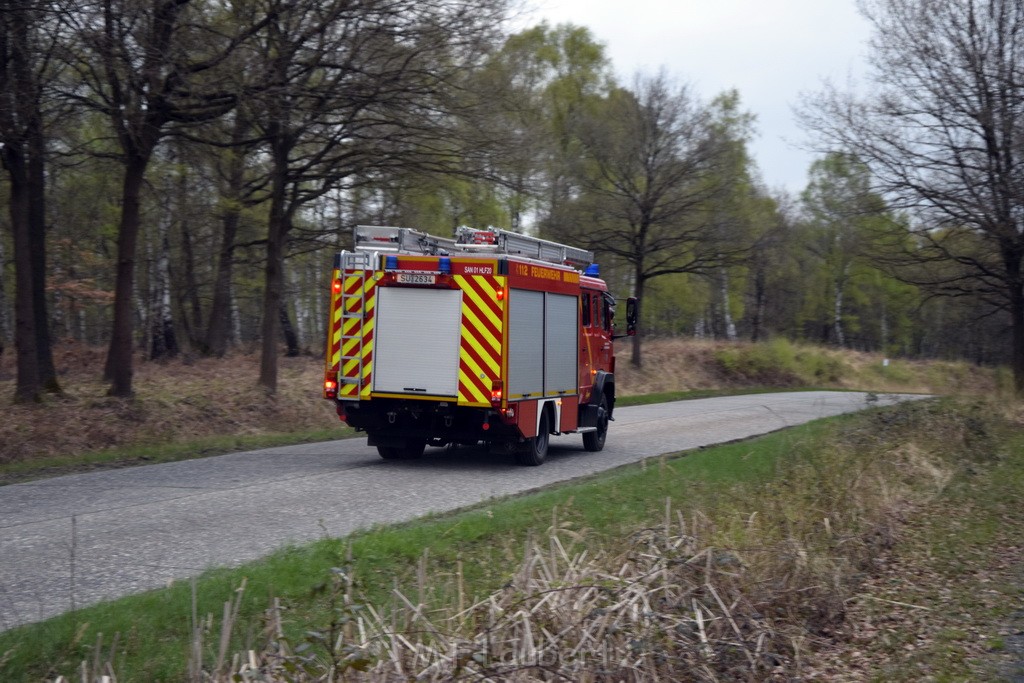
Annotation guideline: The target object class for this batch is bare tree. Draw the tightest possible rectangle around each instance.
[64,0,267,396]
[802,0,1024,390]
[557,73,747,367]
[0,227,8,353]
[242,0,508,393]
[202,111,254,358]
[0,0,64,402]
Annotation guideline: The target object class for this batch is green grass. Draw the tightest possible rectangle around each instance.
[0,414,843,682]
[0,428,355,485]
[614,386,824,407]
[838,421,1024,681]
[713,337,846,385]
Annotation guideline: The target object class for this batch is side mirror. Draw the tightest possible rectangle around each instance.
[625,297,638,336]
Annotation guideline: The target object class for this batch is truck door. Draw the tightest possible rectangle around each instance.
[578,288,598,402]
[595,291,614,373]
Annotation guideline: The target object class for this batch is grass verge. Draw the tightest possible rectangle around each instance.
[808,412,1024,680]
[3,398,1020,681]
[613,385,837,407]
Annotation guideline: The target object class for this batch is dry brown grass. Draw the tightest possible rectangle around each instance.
[0,337,1004,466]
[0,341,338,464]
[615,337,1003,396]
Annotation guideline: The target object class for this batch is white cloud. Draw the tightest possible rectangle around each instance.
[521,0,873,194]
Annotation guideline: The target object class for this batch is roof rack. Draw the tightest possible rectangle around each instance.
[353,225,594,270]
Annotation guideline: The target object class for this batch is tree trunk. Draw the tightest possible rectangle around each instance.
[204,115,249,357]
[879,300,888,353]
[750,267,766,343]
[172,155,201,348]
[231,289,242,346]
[2,2,47,400]
[1007,249,1024,394]
[0,222,9,353]
[149,221,178,360]
[180,221,202,343]
[719,266,737,342]
[694,316,706,340]
[290,262,310,348]
[833,265,848,347]
[311,259,324,355]
[279,301,299,357]
[1011,290,1024,395]
[630,268,645,368]
[104,155,149,397]
[4,146,41,402]
[258,142,289,393]
[204,206,240,357]
[27,111,58,392]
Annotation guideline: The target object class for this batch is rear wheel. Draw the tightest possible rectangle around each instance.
[377,439,426,460]
[515,409,550,466]
[583,394,609,452]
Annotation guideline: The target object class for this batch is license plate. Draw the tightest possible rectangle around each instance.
[396,272,435,285]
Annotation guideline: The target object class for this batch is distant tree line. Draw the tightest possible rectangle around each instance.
[1,0,1021,402]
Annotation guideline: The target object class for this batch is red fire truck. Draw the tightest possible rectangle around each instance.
[322,226,636,465]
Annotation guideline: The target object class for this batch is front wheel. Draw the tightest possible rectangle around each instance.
[515,410,550,466]
[582,394,609,452]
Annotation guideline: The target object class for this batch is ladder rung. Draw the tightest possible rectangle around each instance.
[352,225,593,268]
[336,249,369,396]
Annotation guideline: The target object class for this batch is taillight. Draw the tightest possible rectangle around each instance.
[324,379,338,399]
[332,279,342,294]
[496,287,505,301]
[490,380,503,405]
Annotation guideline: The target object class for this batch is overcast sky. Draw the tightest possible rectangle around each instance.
[521,0,874,196]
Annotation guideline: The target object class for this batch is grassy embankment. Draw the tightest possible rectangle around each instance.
[0,337,1007,481]
[1,397,1022,681]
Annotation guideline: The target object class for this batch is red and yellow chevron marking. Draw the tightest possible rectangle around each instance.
[456,274,504,406]
[324,268,344,396]
[339,271,377,399]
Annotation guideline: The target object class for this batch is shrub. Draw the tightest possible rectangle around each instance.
[715,340,862,387]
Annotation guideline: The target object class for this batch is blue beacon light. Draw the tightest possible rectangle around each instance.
[584,263,600,277]
[385,255,398,270]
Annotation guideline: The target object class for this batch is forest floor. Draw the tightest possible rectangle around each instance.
[0,337,1005,473]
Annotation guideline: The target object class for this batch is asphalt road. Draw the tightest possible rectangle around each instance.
[0,391,921,631]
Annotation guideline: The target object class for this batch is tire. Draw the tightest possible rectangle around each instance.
[377,440,426,460]
[583,394,609,452]
[515,409,550,466]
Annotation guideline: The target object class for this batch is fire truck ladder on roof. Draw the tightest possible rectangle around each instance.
[337,250,373,394]
[353,225,594,270]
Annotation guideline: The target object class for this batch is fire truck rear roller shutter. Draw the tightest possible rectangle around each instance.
[373,287,462,397]
[508,289,544,398]
[544,293,578,395]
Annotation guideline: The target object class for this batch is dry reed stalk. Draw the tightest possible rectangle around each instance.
[162,440,955,682]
